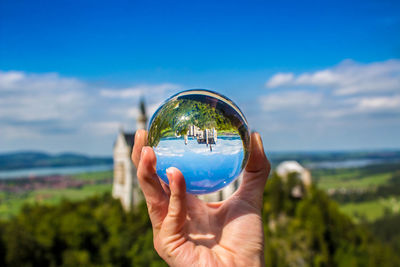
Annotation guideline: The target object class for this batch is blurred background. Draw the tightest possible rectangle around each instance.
[0,0,399,266]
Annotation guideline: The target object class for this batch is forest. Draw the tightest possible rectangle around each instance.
[1,173,399,267]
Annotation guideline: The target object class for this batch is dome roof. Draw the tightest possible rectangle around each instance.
[276,161,305,177]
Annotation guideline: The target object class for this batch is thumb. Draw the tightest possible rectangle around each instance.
[245,132,270,174]
[236,132,271,208]
[162,167,187,235]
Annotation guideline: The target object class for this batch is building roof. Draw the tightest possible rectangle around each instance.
[123,132,136,148]
[276,161,305,177]
[114,131,136,149]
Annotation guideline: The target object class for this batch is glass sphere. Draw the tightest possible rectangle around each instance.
[148,89,250,194]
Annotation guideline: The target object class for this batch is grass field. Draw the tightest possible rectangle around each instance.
[0,171,112,219]
[340,196,400,222]
[313,164,400,223]
[316,172,392,191]
[71,170,113,181]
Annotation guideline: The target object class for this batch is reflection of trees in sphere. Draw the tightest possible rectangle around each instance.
[148,89,250,194]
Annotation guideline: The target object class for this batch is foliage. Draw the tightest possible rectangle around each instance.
[0,174,399,266]
[0,194,166,267]
[263,173,400,267]
[369,213,400,253]
[148,98,240,147]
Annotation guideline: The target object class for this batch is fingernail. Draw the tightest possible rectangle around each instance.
[141,146,147,158]
[255,132,264,150]
[166,167,173,176]
[166,168,174,184]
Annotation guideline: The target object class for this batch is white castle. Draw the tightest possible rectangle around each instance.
[112,100,147,211]
[112,100,241,210]
[182,125,217,151]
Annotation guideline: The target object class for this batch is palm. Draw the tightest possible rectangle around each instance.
[132,130,270,267]
[159,194,264,266]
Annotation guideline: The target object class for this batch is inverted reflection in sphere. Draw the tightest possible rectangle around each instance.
[148,89,250,194]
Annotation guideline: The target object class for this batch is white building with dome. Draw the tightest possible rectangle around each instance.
[276,161,312,197]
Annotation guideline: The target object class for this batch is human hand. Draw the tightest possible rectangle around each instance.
[132,130,270,267]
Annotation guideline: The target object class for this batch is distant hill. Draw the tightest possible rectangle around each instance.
[0,151,113,170]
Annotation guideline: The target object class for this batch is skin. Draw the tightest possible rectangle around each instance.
[132,130,271,267]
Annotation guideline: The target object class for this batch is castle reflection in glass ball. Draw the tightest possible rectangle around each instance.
[148,89,250,194]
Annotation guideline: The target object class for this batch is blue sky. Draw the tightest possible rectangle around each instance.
[0,0,399,155]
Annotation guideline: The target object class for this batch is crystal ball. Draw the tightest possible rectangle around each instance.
[148,89,250,194]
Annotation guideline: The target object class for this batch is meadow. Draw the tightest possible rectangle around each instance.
[0,171,112,219]
[312,162,400,222]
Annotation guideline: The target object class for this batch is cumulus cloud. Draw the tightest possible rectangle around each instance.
[260,91,323,112]
[98,84,180,131]
[261,59,400,120]
[0,71,87,134]
[355,96,400,111]
[100,83,179,99]
[83,121,123,136]
[265,59,400,96]
[0,70,178,144]
[265,73,294,88]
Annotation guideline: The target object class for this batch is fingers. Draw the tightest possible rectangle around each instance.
[160,179,171,196]
[236,132,271,208]
[137,146,169,229]
[132,129,148,168]
[162,167,187,235]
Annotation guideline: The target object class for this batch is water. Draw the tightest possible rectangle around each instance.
[0,164,113,179]
[154,136,244,194]
[306,159,387,169]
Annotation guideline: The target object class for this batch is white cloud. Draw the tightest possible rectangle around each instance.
[265,73,294,87]
[261,59,400,120]
[260,91,323,112]
[265,59,400,96]
[0,71,25,89]
[355,96,400,112]
[100,88,143,98]
[0,71,87,124]
[100,83,179,99]
[84,121,123,136]
[0,70,179,143]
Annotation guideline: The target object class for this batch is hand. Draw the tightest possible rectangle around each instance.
[132,130,270,267]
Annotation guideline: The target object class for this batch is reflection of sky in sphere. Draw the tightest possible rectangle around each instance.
[154,136,244,194]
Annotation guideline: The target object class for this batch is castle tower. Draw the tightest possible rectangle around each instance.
[137,98,148,130]
[112,99,147,211]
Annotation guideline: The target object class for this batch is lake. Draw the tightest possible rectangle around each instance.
[305,159,394,169]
